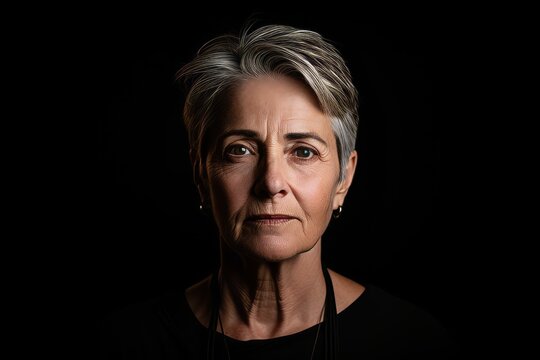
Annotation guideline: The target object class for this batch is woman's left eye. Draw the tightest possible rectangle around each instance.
[293,147,315,159]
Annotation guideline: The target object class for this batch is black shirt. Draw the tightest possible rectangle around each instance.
[98,284,456,359]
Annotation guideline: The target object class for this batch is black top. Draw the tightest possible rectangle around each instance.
[98,284,456,359]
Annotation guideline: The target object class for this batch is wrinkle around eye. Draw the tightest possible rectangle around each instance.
[207,162,239,177]
[288,143,333,164]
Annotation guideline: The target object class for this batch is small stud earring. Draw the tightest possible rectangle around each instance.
[199,202,211,216]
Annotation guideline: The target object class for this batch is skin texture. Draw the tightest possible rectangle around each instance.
[187,75,364,340]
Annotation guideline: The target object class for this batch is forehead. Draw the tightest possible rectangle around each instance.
[222,75,332,134]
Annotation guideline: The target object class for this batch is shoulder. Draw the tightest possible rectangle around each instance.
[328,269,365,313]
[98,289,204,359]
[98,293,171,348]
[98,290,177,333]
[354,284,446,330]
[339,283,457,358]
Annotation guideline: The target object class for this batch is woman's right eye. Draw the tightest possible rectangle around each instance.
[225,144,252,156]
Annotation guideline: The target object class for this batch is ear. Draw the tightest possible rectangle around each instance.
[333,150,358,209]
[190,148,209,205]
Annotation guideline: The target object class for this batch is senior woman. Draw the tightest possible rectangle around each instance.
[99,24,454,359]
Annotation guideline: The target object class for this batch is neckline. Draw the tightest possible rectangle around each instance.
[206,266,340,360]
[182,276,368,343]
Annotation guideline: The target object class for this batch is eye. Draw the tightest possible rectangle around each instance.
[293,147,315,159]
[225,144,253,156]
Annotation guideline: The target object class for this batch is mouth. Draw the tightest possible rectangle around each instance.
[245,214,296,225]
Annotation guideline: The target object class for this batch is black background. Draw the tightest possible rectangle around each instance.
[81,6,497,357]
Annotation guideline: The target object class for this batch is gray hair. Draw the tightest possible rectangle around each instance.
[176,24,359,182]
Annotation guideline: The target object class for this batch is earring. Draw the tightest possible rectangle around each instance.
[199,202,211,216]
[199,203,207,216]
[332,205,343,219]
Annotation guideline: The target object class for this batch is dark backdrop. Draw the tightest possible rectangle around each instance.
[88,7,483,356]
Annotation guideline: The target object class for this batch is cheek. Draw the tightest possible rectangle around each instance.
[208,165,253,217]
[292,166,337,216]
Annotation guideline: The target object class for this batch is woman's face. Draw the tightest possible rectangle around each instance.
[201,75,356,262]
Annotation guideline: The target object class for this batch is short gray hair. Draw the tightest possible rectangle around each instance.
[176,24,359,182]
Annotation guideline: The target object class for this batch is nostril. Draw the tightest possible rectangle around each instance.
[253,159,288,198]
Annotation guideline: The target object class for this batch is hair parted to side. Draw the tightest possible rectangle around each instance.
[176,24,359,182]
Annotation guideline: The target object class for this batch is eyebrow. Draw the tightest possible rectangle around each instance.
[285,132,328,147]
[219,129,260,141]
[219,129,328,147]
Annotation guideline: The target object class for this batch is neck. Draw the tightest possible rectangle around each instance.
[217,241,326,340]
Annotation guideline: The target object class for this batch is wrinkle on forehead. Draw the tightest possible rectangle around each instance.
[222,75,333,144]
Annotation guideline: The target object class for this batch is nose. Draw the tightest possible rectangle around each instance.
[253,152,289,199]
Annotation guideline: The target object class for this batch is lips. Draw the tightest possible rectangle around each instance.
[245,214,296,224]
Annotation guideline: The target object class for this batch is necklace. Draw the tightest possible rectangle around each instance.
[207,265,338,360]
[217,298,326,360]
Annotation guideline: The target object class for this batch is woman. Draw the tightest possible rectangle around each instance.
[99,24,454,359]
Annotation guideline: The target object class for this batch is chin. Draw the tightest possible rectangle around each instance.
[250,250,297,263]
[238,235,311,263]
